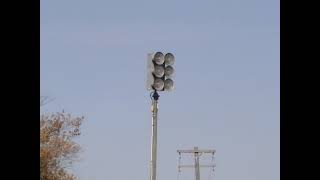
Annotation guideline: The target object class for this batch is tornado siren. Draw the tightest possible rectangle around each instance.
[146,52,175,91]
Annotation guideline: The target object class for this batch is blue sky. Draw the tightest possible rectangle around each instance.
[40,0,279,180]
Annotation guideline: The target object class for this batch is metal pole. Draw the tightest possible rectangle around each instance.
[194,147,201,180]
[150,91,159,180]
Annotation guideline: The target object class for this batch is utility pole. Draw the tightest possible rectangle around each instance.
[194,147,201,180]
[177,147,216,180]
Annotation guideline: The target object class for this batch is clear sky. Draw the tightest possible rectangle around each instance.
[40,0,279,180]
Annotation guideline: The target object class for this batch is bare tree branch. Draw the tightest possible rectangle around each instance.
[40,96,55,107]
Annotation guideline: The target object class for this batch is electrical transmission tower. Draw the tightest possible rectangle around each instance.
[177,147,216,180]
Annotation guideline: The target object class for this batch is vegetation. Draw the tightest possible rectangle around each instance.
[40,98,84,180]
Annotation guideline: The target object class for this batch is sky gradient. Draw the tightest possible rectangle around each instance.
[40,0,279,180]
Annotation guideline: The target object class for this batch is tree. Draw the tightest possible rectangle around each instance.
[40,112,84,180]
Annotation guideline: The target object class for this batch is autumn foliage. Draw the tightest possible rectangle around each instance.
[40,112,84,180]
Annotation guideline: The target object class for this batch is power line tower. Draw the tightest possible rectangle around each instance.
[177,147,216,180]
